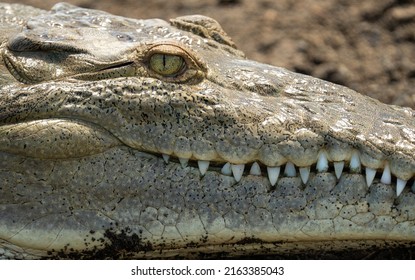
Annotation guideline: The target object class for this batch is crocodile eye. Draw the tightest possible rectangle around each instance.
[144,44,206,83]
[149,53,185,76]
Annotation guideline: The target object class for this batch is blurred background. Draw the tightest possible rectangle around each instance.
[3,0,415,108]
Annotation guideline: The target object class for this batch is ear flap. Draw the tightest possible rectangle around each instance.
[170,15,244,57]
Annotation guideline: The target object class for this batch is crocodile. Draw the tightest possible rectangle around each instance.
[0,2,415,259]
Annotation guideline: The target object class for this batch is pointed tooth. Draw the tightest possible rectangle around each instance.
[334,161,344,179]
[396,178,407,197]
[221,162,232,176]
[316,151,329,172]
[299,167,310,184]
[162,154,170,164]
[249,162,261,176]
[231,164,245,182]
[179,157,189,168]
[349,150,361,173]
[380,162,391,184]
[197,160,210,176]
[267,166,280,186]
[365,167,376,187]
[284,162,296,177]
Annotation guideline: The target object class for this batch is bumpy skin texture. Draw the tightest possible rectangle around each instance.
[0,3,415,259]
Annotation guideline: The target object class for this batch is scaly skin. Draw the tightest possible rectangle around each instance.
[0,3,414,259]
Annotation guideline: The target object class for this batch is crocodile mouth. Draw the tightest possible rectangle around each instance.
[153,151,414,196]
[1,117,413,197]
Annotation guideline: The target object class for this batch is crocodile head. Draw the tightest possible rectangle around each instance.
[1,3,414,259]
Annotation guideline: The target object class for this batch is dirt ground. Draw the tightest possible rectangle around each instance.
[4,0,415,108]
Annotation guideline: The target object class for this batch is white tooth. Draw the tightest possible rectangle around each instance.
[380,162,391,184]
[179,157,189,168]
[334,161,344,179]
[267,166,280,186]
[162,154,170,163]
[365,167,376,187]
[349,150,361,172]
[231,164,245,182]
[316,151,329,172]
[197,160,210,176]
[284,162,296,177]
[299,167,310,184]
[221,162,232,176]
[396,178,407,197]
[249,162,261,176]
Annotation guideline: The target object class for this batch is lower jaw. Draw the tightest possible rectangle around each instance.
[2,236,415,260]
[1,146,415,259]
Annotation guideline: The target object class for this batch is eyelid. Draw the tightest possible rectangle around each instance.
[146,44,192,59]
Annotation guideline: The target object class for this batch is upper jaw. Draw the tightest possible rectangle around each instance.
[2,76,414,197]
[1,32,414,197]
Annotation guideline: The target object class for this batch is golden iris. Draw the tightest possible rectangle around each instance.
[149,53,185,76]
